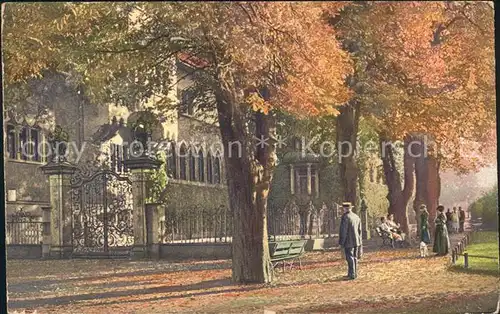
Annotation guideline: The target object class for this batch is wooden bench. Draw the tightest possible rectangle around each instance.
[268,240,307,272]
[376,227,395,248]
[376,227,408,248]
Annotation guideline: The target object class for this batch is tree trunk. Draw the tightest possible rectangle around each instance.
[413,134,441,235]
[413,135,426,238]
[336,101,361,210]
[215,88,274,284]
[423,159,440,234]
[379,134,414,235]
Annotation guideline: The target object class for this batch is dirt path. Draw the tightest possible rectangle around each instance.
[7,239,498,314]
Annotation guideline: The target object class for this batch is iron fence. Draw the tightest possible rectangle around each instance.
[6,210,43,245]
[161,206,232,243]
[267,203,339,241]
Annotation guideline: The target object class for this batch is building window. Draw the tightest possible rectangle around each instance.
[167,141,177,179]
[207,153,213,183]
[180,90,195,115]
[29,128,40,162]
[198,150,205,182]
[369,166,375,183]
[189,150,197,181]
[179,144,187,180]
[311,174,317,196]
[296,168,308,195]
[20,127,29,161]
[294,138,301,151]
[214,156,221,184]
[6,124,44,163]
[110,143,128,173]
[6,125,16,159]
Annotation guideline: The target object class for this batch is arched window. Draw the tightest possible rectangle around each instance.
[207,153,213,184]
[179,143,187,180]
[189,149,197,181]
[198,149,205,182]
[167,141,177,179]
[214,156,221,184]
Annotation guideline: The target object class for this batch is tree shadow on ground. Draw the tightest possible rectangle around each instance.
[7,261,232,292]
[8,278,237,309]
[8,251,423,296]
[8,271,363,310]
[282,292,499,314]
[448,265,499,277]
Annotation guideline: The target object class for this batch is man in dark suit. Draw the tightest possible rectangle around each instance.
[339,202,363,280]
[458,206,466,232]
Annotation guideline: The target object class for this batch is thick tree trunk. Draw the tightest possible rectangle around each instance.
[379,134,414,235]
[413,134,441,235]
[215,88,274,284]
[336,101,361,210]
[413,135,426,238]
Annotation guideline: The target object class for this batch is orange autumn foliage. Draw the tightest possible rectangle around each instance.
[337,1,495,172]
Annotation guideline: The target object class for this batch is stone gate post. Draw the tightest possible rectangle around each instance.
[146,203,165,259]
[125,157,162,259]
[41,206,52,259]
[41,161,76,258]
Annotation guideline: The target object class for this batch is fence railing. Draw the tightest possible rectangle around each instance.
[161,206,232,243]
[267,204,339,241]
[6,210,43,245]
[159,203,340,244]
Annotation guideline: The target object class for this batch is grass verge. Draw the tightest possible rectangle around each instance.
[453,231,499,276]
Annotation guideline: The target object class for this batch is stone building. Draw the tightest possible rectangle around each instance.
[4,59,229,218]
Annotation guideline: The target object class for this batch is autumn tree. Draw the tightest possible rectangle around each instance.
[3,2,352,283]
[332,1,495,234]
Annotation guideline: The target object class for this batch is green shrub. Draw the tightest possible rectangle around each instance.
[470,185,498,226]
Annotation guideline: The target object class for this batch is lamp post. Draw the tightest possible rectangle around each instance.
[360,198,370,240]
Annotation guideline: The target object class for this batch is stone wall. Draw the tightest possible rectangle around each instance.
[160,243,231,260]
[7,245,43,259]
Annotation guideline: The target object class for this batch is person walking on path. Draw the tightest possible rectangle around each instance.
[433,205,451,256]
[419,204,431,244]
[459,207,466,232]
[339,202,363,280]
[446,208,453,231]
[451,207,459,233]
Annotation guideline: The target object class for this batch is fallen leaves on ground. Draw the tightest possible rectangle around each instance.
[7,248,499,314]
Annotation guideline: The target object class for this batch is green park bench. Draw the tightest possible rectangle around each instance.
[268,239,307,273]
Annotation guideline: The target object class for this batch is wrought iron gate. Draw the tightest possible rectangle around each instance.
[70,166,134,256]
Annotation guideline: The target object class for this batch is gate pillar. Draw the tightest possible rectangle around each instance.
[41,161,77,259]
[126,157,162,259]
[146,203,165,259]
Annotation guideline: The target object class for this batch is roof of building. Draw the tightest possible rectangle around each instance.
[281,151,321,164]
[178,52,209,69]
[91,117,134,144]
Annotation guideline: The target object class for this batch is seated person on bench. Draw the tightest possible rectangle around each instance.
[379,217,402,241]
[386,214,406,240]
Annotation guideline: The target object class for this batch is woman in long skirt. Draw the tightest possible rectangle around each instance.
[433,205,451,255]
[419,205,431,244]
